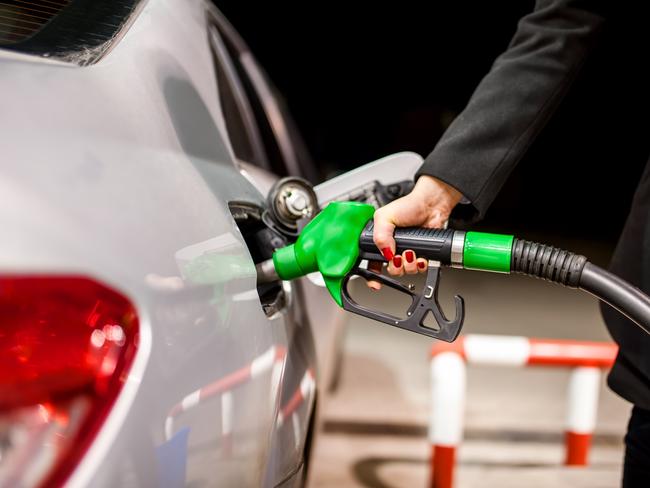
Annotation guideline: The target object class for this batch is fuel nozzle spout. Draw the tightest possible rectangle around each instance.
[256,259,279,284]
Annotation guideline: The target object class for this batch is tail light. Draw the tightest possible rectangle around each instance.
[0,276,139,487]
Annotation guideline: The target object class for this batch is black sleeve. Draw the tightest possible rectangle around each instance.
[416,0,606,221]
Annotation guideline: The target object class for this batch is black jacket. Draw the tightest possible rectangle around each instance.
[416,0,650,408]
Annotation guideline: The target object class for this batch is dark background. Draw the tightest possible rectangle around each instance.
[217,1,649,243]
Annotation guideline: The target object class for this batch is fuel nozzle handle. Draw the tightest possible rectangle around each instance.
[359,221,523,274]
[358,221,459,266]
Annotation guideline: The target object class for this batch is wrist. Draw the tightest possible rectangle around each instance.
[414,175,463,206]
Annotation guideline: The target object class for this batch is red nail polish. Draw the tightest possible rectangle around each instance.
[405,251,415,263]
[418,261,426,269]
[381,247,394,261]
[393,256,402,267]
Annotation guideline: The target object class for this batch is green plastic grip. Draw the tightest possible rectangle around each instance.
[463,231,514,273]
[272,201,375,306]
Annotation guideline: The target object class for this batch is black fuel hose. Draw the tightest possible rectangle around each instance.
[510,238,650,335]
[579,263,650,336]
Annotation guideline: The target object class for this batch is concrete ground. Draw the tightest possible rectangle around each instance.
[308,239,630,488]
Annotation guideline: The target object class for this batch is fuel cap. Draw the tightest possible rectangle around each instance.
[267,176,319,234]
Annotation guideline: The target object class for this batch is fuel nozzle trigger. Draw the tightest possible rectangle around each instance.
[340,258,465,342]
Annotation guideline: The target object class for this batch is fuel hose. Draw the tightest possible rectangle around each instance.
[257,201,650,336]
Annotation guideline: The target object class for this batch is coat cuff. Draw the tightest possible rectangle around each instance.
[415,162,484,224]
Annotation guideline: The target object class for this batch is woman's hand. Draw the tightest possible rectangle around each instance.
[367,175,463,289]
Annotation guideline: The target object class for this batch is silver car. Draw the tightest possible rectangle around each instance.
[0,1,421,486]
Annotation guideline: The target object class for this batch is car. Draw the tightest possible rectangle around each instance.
[0,1,420,486]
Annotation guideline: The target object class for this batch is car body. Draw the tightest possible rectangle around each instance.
[0,1,342,486]
[0,2,424,486]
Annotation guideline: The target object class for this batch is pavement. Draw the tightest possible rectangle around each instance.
[307,239,630,488]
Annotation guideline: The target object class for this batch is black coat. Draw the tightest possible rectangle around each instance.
[416,0,650,408]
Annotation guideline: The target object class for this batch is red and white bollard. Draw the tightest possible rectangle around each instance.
[428,335,617,488]
[565,366,601,465]
[429,351,465,488]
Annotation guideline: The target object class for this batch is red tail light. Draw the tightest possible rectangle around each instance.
[0,276,139,487]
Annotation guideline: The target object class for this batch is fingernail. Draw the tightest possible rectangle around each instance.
[405,251,415,263]
[418,261,426,269]
[393,256,402,267]
[381,247,394,261]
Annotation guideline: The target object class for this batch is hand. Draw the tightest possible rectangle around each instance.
[367,175,463,289]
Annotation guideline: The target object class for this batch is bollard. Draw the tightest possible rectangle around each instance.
[429,351,465,488]
[428,335,617,487]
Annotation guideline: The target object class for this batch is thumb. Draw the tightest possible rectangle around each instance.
[372,208,396,260]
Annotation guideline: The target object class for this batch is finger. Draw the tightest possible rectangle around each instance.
[367,280,381,291]
[403,250,418,275]
[387,255,404,276]
[366,260,383,290]
[372,208,396,261]
[416,258,428,273]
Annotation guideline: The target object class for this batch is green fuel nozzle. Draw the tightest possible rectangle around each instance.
[257,201,593,341]
[262,201,518,298]
[271,201,375,306]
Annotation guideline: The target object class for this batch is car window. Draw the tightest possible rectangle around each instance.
[209,25,270,171]
[0,0,142,65]
[207,6,322,183]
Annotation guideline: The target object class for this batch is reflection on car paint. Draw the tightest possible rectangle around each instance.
[163,347,316,457]
[277,369,315,449]
[175,234,256,284]
[175,234,256,324]
[164,345,287,441]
